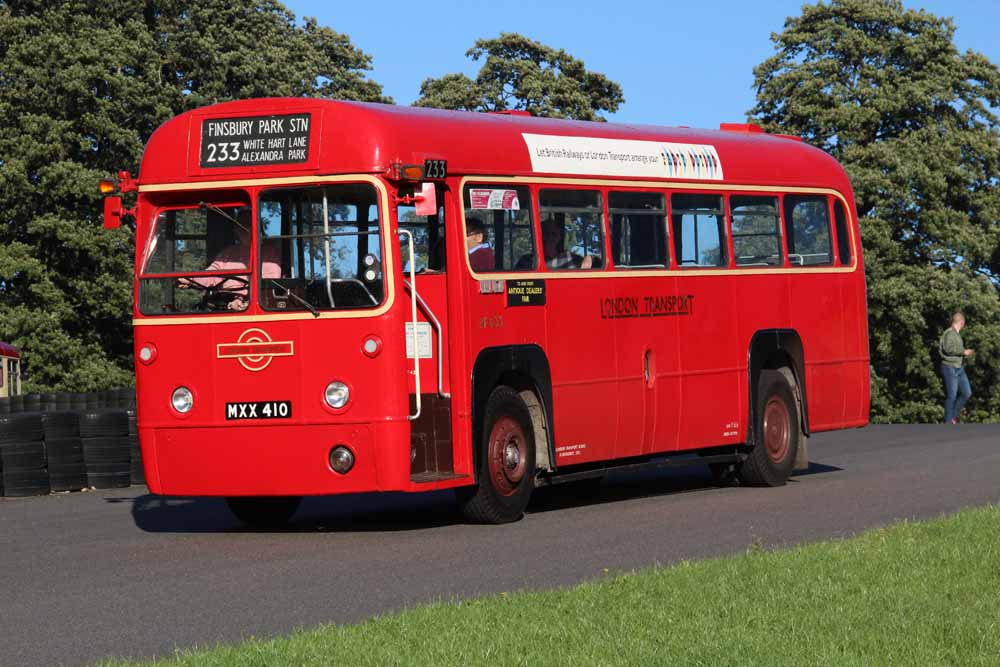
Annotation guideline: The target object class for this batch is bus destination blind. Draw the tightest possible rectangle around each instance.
[200,113,311,168]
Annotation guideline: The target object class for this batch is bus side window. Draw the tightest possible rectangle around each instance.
[462,184,535,272]
[539,189,604,270]
[833,199,853,266]
[784,195,832,266]
[731,195,782,267]
[670,193,727,267]
[610,191,667,269]
[398,185,446,273]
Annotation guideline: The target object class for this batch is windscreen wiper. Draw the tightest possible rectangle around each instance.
[199,202,250,234]
[265,279,320,318]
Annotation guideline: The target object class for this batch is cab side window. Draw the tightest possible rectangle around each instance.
[397,185,446,273]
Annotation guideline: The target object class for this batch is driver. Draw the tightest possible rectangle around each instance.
[182,209,281,310]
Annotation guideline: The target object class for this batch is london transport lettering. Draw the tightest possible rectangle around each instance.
[600,294,695,319]
[200,113,311,167]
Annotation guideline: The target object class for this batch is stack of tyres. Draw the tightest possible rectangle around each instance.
[40,393,58,412]
[0,414,50,497]
[69,392,88,413]
[9,395,23,413]
[22,393,41,413]
[117,387,137,410]
[127,409,144,485]
[0,398,9,414]
[43,412,87,492]
[84,392,99,411]
[80,410,130,489]
[54,392,72,411]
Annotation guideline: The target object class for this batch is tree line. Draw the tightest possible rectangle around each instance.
[1,0,997,422]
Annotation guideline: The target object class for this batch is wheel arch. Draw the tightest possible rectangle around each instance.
[471,345,555,481]
[747,329,810,441]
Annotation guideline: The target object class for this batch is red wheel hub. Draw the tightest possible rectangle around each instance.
[488,416,527,496]
[762,396,790,463]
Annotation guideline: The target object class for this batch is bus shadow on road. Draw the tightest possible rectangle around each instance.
[125,461,844,532]
[528,460,844,514]
[127,490,464,533]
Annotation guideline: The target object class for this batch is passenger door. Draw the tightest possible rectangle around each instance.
[397,184,454,478]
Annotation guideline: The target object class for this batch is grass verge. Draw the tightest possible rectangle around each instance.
[105,505,1000,666]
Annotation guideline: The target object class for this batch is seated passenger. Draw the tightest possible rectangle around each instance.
[465,216,495,271]
[542,218,593,269]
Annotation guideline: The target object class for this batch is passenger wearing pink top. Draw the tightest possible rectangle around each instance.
[182,221,281,310]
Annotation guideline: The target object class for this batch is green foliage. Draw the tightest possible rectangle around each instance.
[0,1,387,391]
[414,33,624,121]
[749,0,1000,422]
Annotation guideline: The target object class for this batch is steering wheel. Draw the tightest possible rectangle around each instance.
[176,275,251,311]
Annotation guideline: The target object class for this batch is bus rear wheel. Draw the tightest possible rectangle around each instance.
[226,496,301,529]
[739,369,799,487]
[459,385,536,524]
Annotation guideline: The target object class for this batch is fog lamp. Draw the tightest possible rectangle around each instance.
[329,446,355,474]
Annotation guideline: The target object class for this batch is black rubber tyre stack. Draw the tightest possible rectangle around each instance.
[40,393,58,412]
[9,395,23,413]
[0,414,49,497]
[84,392,99,411]
[118,387,137,410]
[80,410,130,488]
[127,409,144,485]
[69,392,88,412]
[22,393,41,413]
[0,398,9,414]
[54,392,73,411]
[42,412,86,492]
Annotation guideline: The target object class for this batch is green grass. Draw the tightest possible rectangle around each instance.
[105,505,1000,666]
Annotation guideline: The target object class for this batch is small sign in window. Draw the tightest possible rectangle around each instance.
[470,189,521,210]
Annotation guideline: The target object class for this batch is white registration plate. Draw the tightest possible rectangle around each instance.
[225,401,292,420]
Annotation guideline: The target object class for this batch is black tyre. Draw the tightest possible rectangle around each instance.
[2,469,50,497]
[0,414,44,444]
[42,411,80,440]
[738,369,799,487]
[0,441,47,470]
[459,385,536,524]
[226,497,302,529]
[80,410,129,438]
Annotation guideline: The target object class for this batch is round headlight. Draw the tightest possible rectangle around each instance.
[171,386,193,413]
[324,381,350,409]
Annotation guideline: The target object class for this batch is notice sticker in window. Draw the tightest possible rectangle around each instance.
[470,189,520,210]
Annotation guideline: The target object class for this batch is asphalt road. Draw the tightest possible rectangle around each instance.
[2,424,999,666]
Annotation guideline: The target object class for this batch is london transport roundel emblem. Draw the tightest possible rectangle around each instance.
[216,328,295,372]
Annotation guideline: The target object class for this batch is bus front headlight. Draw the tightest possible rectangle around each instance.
[324,381,349,409]
[171,386,194,413]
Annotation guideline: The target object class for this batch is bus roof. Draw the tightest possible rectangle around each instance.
[0,342,19,359]
[140,98,851,192]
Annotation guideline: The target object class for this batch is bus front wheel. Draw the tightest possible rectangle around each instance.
[739,369,799,487]
[226,496,302,529]
[459,385,536,524]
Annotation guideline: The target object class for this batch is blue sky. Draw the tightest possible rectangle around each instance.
[286,0,999,129]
